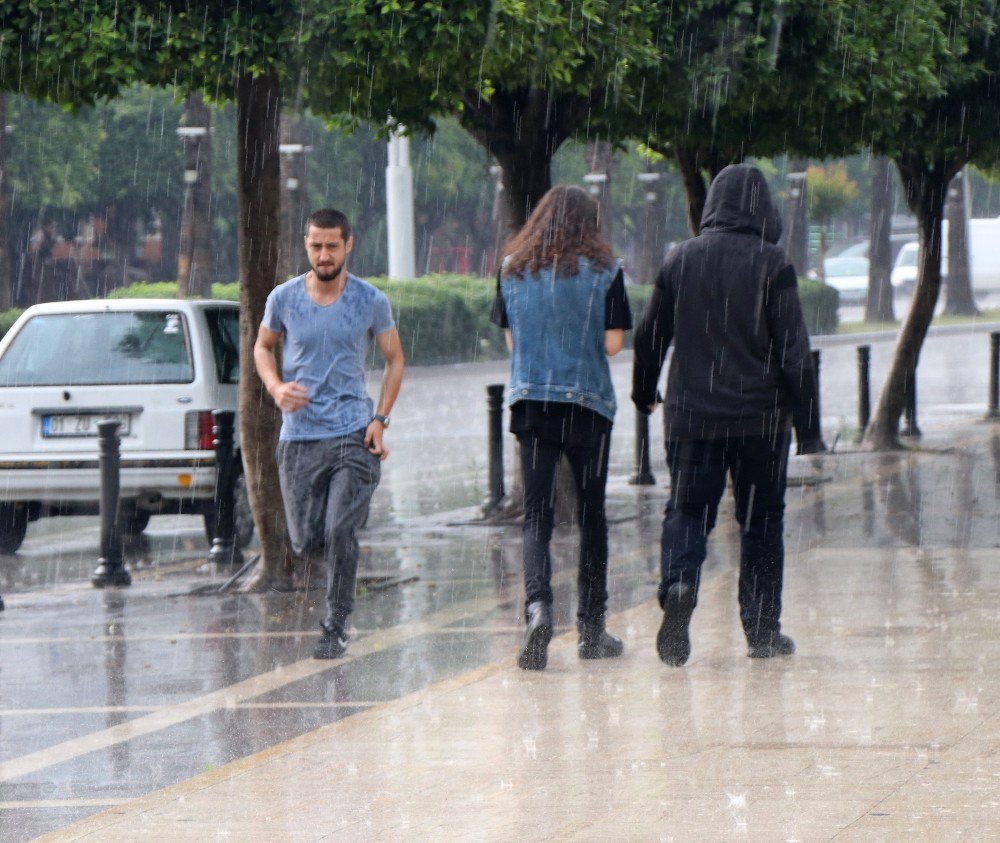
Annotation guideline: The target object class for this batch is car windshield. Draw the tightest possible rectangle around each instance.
[0,311,194,386]
[898,247,918,268]
[826,258,867,276]
[204,307,240,384]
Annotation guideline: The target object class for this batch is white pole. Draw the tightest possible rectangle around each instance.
[386,128,416,280]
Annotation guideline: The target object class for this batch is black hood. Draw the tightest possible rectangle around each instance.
[699,163,783,244]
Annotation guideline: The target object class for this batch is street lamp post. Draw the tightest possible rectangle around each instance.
[279,134,310,281]
[175,97,212,298]
[386,127,416,280]
[636,170,663,284]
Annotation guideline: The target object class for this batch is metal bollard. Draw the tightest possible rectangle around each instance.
[811,348,823,435]
[629,410,656,486]
[485,384,505,512]
[902,368,921,437]
[91,420,131,588]
[987,332,1000,420]
[856,345,871,442]
[208,410,243,566]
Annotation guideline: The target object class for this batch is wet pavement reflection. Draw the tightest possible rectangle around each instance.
[3,349,1000,839]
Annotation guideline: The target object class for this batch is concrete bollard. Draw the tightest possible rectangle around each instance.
[208,410,243,566]
[91,420,131,588]
[629,411,656,486]
[485,384,505,512]
[856,345,871,442]
[987,332,1000,420]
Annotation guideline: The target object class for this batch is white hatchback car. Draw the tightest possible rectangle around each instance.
[0,298,253,553]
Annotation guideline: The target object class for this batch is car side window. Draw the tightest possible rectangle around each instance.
[205,308,240,384]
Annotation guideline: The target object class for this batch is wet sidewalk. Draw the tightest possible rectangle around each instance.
[3,326,1000,840]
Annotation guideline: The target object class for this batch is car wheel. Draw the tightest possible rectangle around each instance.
[117,504,152,538]
[0,503,29,554]
[203,473,255,549]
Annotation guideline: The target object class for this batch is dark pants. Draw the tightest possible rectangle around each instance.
[276,431,381,630]
[659,430,791,642]
[518,427,611,624]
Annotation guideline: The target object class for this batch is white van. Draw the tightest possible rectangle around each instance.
[891,218,1000,293]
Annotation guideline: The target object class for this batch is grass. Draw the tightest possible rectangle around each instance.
[838,307,1000,335]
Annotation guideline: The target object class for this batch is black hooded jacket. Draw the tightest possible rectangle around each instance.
[631,164,821,444]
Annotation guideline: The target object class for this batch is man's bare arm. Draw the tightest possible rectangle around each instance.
[364,327,405,459]
[253,325,309,413]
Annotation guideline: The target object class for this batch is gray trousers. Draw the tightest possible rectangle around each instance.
[276,431,381,629]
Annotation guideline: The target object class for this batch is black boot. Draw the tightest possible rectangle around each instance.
[578,619,624,660]
[313,621,348,660]
[656,582,696,666]
[747,632,795,659]
[518,601,553,670]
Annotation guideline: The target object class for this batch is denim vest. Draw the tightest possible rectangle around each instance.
[502,256,619,421]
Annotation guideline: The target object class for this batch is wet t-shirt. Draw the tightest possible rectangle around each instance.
[262,273,395,441]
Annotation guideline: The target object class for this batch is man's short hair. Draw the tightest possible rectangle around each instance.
[304,208,352,240]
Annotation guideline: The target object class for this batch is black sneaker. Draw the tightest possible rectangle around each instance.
[656,582,696,666]
[747,632,795,659]
[313,623,348,660]
[518,601,553,671]
[578,624,624,659]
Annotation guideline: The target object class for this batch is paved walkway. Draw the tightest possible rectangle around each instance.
[3,326,1000,840]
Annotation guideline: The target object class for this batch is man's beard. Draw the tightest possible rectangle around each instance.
[313,260,345,283]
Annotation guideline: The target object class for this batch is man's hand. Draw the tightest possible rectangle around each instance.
[269,381,309,413]
[364,419,390,461]
[797,438,828,456]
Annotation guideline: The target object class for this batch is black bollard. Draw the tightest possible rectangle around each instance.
[208,410,243,566]
[811,348,823,436]
[902,368,921,437]
[485,384,505,512]
[856,345,871,442]
[629,410,656,486]
[987,332,1000,420]
[91,420,131,588]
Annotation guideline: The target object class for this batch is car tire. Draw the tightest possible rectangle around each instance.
[117,505,152,538]
[0,503,29,554]
[203,473,254,549]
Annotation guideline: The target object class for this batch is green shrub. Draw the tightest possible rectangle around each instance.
[0,308,24,342]
[108,281,239,300]
[798,277,839,336]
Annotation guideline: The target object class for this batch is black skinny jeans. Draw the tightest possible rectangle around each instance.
[518,426,611,624]
[659,430,791,642]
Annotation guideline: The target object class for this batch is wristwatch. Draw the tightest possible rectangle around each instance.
[372,414,390,428]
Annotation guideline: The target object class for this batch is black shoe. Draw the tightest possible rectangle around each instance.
[578,622,624,660]
[747,632,795,659]
[518,601,553,671]
[313,623,348,660]
[656,583,696,666]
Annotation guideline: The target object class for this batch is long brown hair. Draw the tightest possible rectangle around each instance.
[501,184,613,278]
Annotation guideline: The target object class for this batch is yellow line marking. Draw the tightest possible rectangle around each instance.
[0,799,130,810]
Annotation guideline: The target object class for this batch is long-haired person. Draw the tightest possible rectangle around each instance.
[490,184,632,670]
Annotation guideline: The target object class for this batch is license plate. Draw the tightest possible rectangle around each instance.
[42,413,132,438]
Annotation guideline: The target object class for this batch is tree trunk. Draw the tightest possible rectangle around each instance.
[783,160,810,272]
[864,156,952,450]
[234,72,290,587]
[176,92,213,298]
[866,155,895,323]
[278,109,310,282]
[461,87,587,234]
[0,94,11,310]
[943,170,978,316]
[675,147,708,237]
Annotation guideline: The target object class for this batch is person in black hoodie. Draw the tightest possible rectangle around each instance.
[632,163,826,666]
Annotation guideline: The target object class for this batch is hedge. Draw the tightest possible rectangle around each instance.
[0,273,839,356]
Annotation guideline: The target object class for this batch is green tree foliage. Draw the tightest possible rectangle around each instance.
[807,163,859,276]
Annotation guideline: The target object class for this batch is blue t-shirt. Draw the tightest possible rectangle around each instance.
[262,273,395,441]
